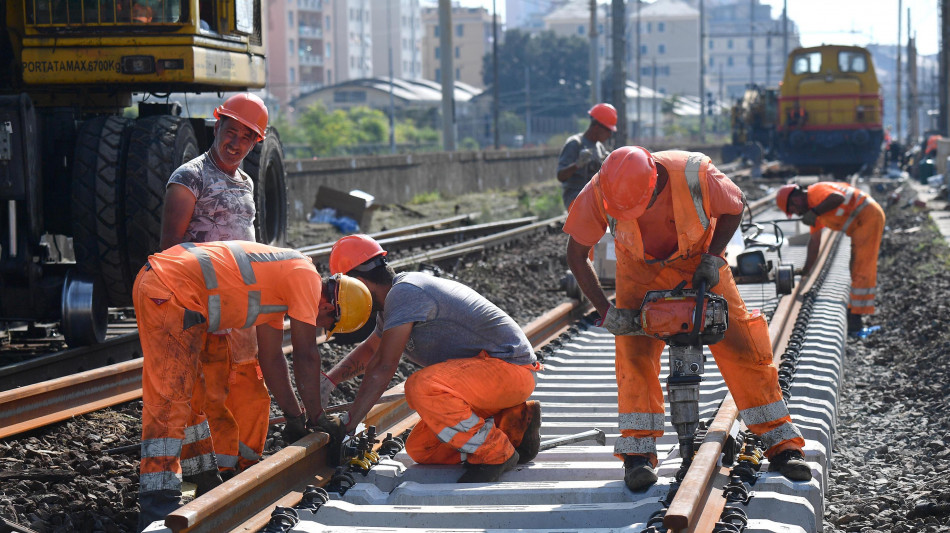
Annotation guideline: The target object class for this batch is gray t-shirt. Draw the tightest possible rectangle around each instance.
[373,272,536,367]
[557,133,610,208]
[167,152,256,243]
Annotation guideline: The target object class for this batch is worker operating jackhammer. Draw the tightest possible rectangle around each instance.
[563,146,812,492]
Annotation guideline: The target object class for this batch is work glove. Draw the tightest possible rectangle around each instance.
[575,149,592,169]
[692,253,727,290]
[320,372,336,408]
[599,305,643,336]
[801,209,818,226]
[282,411,312,443]
[311,412,349,466]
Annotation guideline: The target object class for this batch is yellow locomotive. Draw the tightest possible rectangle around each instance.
[775,45,883,175]
[1,1,286,345]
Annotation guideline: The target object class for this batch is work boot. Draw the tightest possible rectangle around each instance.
[847,311,863,334]
[623,454,658,492]
[515,401,542,464]
[183,469,224,496]
[767,448,812,481]
[457,450,520,483]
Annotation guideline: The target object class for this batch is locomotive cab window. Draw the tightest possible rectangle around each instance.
[27,0,184,25]
[838,52,867,73]
[792,52,822,75]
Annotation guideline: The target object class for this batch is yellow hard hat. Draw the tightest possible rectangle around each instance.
[327,274,372,336]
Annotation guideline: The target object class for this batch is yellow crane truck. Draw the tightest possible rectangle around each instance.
[1,0,287,346]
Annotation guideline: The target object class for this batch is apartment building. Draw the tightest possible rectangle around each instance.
[421,5,494,89]
[370,0,424,80]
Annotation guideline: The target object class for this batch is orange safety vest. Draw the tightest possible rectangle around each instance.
[148,241,322,331]
[807,182,873,235]
[602,151,717,281]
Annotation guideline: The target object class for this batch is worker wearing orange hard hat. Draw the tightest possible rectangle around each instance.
[134,240,372,531]
[557,103,616,209]
[316,234,543,484]
[563,147,811,492]
[158,93,271,491]
[776,182,885,333]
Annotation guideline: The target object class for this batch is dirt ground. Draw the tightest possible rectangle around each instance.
[3,172,945,532]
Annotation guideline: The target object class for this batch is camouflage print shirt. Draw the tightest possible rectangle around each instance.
[167,152,256,243]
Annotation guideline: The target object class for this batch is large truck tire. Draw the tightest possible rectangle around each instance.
[124,115,199,287]
[242,126,287,246]
[70,115,133,308]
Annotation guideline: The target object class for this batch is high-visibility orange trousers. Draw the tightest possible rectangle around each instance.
[193,327,270,474]
[846,201,885,315]
[404,352,540,465]
[612,254,805,465]
[133,266,220,523]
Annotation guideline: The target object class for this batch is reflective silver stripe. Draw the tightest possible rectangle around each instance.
[207,294,222,332]
[834,207,846,216]
[224,241,257,285]
[181,452,218,477]
[183,420,212,445]
[851,287,875,296]
[758,421,803,451]
[139,471,182,493]
[618,412,666,431]
[614,435,658,455]
[216,454,239,469]
[247,250,306,263]
[437,412,481,443]
[685,152,710,230]
[239,441,261,462]
[457,418,494,453]
[244,291,261,328]
[141,438,182,458]
[850,297,875,308]
[739,399,790,426]
[840,198,868,233]
[181,242,218,289]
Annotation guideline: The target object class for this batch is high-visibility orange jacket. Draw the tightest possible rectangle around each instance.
[806,182,885,314]
[564,151,804,463]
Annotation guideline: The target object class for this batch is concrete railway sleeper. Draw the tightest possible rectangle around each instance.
[137,206,852,533]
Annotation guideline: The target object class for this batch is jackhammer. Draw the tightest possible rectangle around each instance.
[638,280,728,467]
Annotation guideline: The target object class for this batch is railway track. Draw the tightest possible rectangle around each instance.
[134,199,850,533]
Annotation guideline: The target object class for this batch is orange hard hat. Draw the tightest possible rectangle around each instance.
[214,93,268,141]
[597,146,657,221]
[588,103,618,132]
[329,234,388,275]
[775,184,798,215]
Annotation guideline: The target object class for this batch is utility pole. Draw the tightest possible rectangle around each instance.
[749,0,754,86]
[897,0,902,140]
[941,0,949,136]
[590,0,599,104]
[782,0,788,68]
[525,66,532,143]
[636,0,641,141]
[699,0,705,141]
[438,0,456,151]
[652,57,658,139]
[611,0,627,146]
[387,0,395,153]
[492,0,499,149]
[909,28,919,142]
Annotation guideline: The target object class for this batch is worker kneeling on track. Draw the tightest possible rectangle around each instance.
[134,240,372,531]
[776,182,885,334]
[563,146,812,492]
[316,234,543,483]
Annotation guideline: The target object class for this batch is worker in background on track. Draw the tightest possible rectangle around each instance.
[134,240,372,531]
[776,182,885,334]
[557,103,615,209]
[314,234,543,483]
[158,93,274,488]
[563,147,812,492]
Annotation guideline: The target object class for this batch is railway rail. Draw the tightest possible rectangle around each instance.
[135,196,850,533]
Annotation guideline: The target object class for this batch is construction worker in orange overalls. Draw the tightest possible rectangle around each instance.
[563,147,811,492]
[134,240,372,531]
[557,103,615,209]
[776,182,885,333]
[316,234,543,483]
[159,93,273,481]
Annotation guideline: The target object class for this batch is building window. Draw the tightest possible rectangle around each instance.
[326,43,331,57]
[709,57,714,67]
[728,56,734,66]
[577,24,585,35]
[658,22,665,32]
[326,15,330,29]
[435,47,440,59]
[456,24,463,37]
[658,44,665,54]
[456,67,460,79]
[289,67,295,83]
[454,46,459,58]
[748,38,753,49]
[709,39,714,49]
[435,25,439,37]
[288,12,294,27]
[641,44,647,55]
[727,39,733,49]
[289,39,295,54]
[435,68,440,79]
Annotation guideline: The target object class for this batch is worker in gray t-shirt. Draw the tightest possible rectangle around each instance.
[319,234,543,483]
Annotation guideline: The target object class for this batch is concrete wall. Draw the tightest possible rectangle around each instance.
[285,144,725,223]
